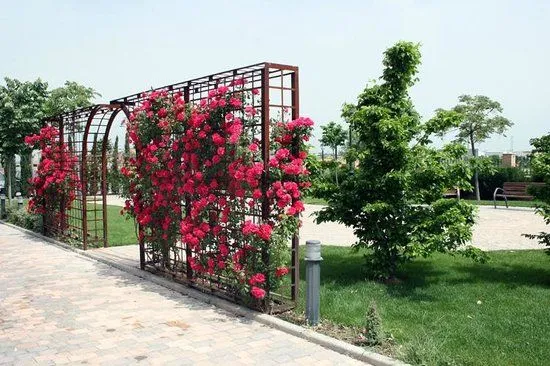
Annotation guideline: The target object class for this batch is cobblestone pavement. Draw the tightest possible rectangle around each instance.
[0,224,365,365]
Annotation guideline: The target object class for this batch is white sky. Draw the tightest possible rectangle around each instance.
[1,0,549,153]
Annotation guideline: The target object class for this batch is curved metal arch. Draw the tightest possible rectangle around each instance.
[100,107,125,247]
[42,104,131,249]
[80,105,102,250]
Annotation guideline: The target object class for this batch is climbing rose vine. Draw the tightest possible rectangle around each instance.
[122,80,313,304]
[25,125,79,232]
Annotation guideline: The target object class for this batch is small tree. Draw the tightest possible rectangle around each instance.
[109,136,121,194]
[362,302,383,346]
[524,134,550,253]
[320,121,347,160]
[20,151,33,196]
[120,131,132,197]
[88,135,100,195]
[317,41,483,279]
[124,130,130,160]
[451,95,513,200]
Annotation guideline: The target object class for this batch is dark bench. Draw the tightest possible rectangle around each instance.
[493,182,545,208]
[443,187,461,199]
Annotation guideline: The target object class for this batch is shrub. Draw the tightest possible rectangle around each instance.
[6,206,43,233]
[523,134,550,253]
[361,302,384,346]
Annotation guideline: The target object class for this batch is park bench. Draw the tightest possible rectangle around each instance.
[443,187,460,199]
[493,182,545,208]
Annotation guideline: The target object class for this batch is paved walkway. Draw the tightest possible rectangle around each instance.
[107,196,547,251]
[0,224,365,365]
[301,204,547,251]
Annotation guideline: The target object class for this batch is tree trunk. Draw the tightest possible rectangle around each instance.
[321,148,325,162]
[470,134,480,201]
[6,157,12,203]
[334,145,338,161]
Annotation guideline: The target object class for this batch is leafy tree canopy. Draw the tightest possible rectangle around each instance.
[0,78,49,159]
[453,95,512,145]
[316,41,484,278]
[320,121,347,160]
[524,133,550,253]
[43,81,100,117]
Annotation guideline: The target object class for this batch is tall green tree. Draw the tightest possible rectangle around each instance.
[43,81,100,117]
[20,152,33,196]
[124,130,130,160]
[88,135,100,195]
[320,121,347,160]
[524,134,550,253]
[120,131,132,197]
[109,136,121,194]
[0,78,49,201]
[451,95,513,200]
[316,41,483,279]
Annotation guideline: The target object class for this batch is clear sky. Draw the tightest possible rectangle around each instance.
[1,0,549,152]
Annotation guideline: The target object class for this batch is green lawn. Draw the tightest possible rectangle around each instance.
[464,199,540,208]
[303,196,328,205]
[294,246,550,366]
[4,200,137,246]
[102,205,138,246]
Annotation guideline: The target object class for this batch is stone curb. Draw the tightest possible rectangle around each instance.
[1,221,407,366]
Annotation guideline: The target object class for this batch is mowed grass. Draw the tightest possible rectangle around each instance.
[464,199,540,208]
[84,204,137,246]
[303,196,328,205]
[104,205,137,246]
[294,246,550,366]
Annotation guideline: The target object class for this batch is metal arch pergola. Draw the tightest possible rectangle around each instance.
[45,104,130,249]
[111,62,301,303]
[43,62,300,304]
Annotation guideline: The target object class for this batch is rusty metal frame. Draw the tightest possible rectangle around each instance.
[40,62,301,308]
[44,104,127,249]
[112,62,301,305]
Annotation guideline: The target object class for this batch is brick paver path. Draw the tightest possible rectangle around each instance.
[0,224,364,365]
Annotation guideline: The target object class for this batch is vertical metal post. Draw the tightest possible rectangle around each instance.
[120,104,144,268]
[0,194,6,219]
[101,109,119,248]
[260,65,271,295]
[81,107,100,250]
[183,86,193,280]
[305,240,322,326]
[16,192,23,209]
[290,68,300,301]
[58,118,66,237]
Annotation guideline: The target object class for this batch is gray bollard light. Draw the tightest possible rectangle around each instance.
[305,239,323,326]
[16,192,23,209]
[0,193,5,219]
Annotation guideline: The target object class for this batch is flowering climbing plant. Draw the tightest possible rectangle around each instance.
[122,79,313,305]
[24,125,79,233]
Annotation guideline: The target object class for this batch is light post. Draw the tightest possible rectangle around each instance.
[305,240,323,326]
[0,193,6,219]
[16,192,23,209]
